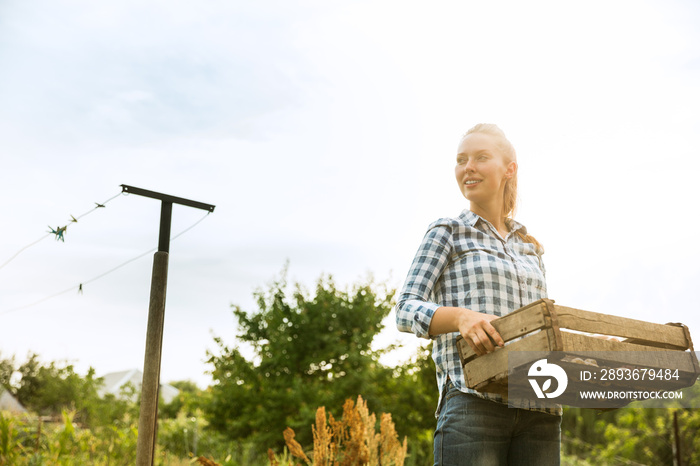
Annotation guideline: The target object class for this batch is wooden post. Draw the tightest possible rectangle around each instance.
[135,251,169,466]
[121,185,214,466]
[673,410,682,466]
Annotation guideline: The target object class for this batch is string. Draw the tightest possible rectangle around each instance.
[73,192,122,221]
[0,191,123,271]
[0,234,51,270]
[0,211,211,316]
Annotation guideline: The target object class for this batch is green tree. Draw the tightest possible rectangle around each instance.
[383,343,438,466]
[561,381,700,464]
[11,353,129,428]
[0,353,14,390]
[204,271,397,452]
[160,379,202,419]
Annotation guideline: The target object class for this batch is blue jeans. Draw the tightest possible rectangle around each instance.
[434,379,561,466]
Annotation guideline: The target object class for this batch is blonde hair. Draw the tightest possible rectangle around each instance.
[462,123,543,253]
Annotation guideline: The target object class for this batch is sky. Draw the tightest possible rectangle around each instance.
[1,0,699,389]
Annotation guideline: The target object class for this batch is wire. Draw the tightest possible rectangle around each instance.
[170,211,211,241]
[0,191,124,271]
[73,192,122,221]
[0,234,51,270]
[0,211,212,316]
[1,285,79,315]
[82,248,157,287]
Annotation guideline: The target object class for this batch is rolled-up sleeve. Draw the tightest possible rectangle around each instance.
[395,224,453,339]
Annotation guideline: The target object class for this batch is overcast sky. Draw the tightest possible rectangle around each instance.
[1,0,699,388]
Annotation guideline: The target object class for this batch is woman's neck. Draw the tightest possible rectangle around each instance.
[470,202,507,236]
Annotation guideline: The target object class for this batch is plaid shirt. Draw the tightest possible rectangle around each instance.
[395,210,561,416]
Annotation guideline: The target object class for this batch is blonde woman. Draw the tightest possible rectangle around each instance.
[395,124,561,465]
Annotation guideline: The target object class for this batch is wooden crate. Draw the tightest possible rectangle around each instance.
[456,299,700,407]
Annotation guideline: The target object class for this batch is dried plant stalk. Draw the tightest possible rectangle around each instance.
[268,448,280,466]
[284,426,311,465]
[357,396,379,465]
[274,396,408,466]
[379,413,407,466]
[313,406,332,466]
[196,457,220,466]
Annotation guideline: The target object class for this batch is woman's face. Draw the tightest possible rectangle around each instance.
[454,132,516,207]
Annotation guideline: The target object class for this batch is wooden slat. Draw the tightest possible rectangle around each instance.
[560,333,698,373]
[458,300,550,363]
[497,300,550,342]
[555,305,690,349]
[464,330,552,388]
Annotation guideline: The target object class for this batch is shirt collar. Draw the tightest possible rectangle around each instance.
[458,209,527,235]
[458,209,481,227]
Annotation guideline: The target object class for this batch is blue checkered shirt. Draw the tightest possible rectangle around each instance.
[395,210,561,417]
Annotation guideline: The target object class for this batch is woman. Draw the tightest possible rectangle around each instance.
[395,124,561,465]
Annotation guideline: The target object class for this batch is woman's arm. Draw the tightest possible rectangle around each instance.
[395,223,504,355]
[395,225,452,338]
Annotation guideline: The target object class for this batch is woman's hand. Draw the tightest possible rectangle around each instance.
[429,306,505,356]
[456,309,504,356]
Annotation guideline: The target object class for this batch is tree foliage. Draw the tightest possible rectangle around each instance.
[0,353,14,390]
[1,353,129,428]
[204,271,408,451]
[562,381,700,465]
[160,379,203,420]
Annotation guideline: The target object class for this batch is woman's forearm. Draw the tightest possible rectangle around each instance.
[428,306,467,335]
[429,306,505,355]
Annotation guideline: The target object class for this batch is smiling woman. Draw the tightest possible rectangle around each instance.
[395,123,560,465]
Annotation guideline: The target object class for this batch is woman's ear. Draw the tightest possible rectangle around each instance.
[505,161,518,179]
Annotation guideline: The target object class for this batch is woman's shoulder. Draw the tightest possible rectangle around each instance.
[427,217,459,230]
[424,210,478,238]
[427,210,478,230]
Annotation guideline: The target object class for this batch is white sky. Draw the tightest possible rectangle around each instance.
[1,0,699,388]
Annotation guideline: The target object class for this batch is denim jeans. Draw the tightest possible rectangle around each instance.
[434,379,561,466]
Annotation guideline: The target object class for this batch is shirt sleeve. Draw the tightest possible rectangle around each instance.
[395,224,453,339]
